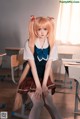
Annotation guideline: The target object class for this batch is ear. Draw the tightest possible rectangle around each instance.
[30,15,36,21]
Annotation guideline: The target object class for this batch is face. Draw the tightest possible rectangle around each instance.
[37,27,48,39]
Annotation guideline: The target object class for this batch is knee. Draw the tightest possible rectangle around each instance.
[29,93,44,108]
[44,93,53,106]
[33,98,44,108]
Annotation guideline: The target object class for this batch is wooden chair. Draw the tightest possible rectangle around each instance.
[11,55,32,119]
[11,54,24,84]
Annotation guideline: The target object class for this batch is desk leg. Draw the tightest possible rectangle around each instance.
[74,80,80,118]
[74,80,78,112]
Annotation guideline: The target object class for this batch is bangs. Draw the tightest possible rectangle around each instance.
[34,17,51,31]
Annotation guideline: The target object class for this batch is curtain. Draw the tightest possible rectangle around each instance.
[56,0,80,45]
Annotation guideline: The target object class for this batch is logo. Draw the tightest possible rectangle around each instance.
[0,112,8,119]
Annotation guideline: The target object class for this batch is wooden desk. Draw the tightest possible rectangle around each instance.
[57,45,80,55]
[62,60,80,116]
[0,53,7,67]
[0,53,6,66]
[63,61,80,68]
[5,47,21,56]
[0,53,6,109]
[0,53,6,57]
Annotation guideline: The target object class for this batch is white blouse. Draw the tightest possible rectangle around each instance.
[23,38,58,61]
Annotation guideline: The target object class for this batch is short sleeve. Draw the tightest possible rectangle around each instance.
[23,41,34,60]
[49,43,58,61]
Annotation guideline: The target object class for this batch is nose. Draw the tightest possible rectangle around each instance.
[41,29,45,34]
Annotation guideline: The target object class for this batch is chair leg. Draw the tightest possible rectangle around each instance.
[74,80,80,117]
[55,65,73,90]
[11,67,17,84]
[12,94,32,119]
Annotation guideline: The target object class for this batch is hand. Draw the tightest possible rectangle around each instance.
[16,81,21,92]
[42,85,49,97]
[35,87,42,100]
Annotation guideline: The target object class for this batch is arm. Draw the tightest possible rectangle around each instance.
[42,44,58,94]
[44,43,58,85]
[43,60,52,86]
[28,60,41,88]
[28,59,42,99]
[18,62,30,85]
[43,45,54,86]
[50,66,54,83]
[42,60,53,96]
[25,41,41,88]
[24,41,42,98]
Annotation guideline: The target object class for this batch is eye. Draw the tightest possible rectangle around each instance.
[38,28,41,31]
[44,28,47,30]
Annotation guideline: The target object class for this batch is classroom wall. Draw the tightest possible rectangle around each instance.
[0,0,59,52]
[1,0,80,75]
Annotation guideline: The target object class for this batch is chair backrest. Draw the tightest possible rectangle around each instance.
[11,54,23,68]
[11,53,24,84]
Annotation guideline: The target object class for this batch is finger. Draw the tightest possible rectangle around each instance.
[44,90,49,97]
[35,92,40,100]
[37,93,42,100]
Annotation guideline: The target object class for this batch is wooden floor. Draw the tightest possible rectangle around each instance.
[0,73,80,119]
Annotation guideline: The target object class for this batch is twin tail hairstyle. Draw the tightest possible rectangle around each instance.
[28,15,55,53]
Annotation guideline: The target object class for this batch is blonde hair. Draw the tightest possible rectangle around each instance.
[28,16,55,53]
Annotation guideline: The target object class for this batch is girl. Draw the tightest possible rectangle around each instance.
[14,16,62,119]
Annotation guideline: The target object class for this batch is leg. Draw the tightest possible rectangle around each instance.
[28,92,44,119]
[44,91,62,119]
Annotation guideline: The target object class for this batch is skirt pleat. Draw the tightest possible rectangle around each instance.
[18,77,56,95]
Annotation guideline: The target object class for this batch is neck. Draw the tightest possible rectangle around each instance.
[38,38,46,48]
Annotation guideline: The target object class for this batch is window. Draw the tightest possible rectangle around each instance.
[56,0,80,45]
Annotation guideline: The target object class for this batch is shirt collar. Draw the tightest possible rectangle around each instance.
[35,38,49,49]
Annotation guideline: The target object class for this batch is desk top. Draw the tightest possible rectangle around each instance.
[62,59,80,83]
[0,53,6,57]
[5,47,22,56]
[0,53,6,66]
[63,62,80,68]
[5,47,21,51]
[62,58,80,68]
